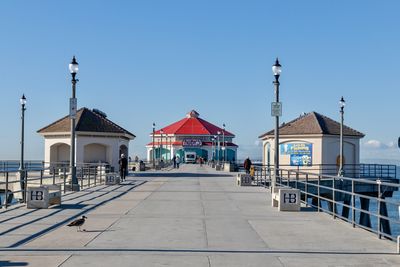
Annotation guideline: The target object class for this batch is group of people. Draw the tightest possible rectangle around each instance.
[172,155,181,168]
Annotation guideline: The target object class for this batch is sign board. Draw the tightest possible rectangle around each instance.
[182,139,202,147]
[280,143,312,166]
[271,102,282,117]
[70,98,77,119]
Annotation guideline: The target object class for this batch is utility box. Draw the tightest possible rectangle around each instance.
[105,173,120,185]
[237,174,252,186]
[27,185,61,209]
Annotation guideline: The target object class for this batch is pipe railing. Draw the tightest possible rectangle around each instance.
[0,163,111,209]
[250,165,400,241]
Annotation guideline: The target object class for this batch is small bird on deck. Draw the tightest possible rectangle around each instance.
[67,216,87,232]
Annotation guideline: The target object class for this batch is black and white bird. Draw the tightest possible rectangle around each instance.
[67,216,87,232]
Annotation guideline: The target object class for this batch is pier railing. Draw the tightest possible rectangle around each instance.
[250,165,400,241]
[0,163,111,209]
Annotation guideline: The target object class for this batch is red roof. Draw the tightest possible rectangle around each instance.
[154,110,234,137]
[146,141,238,147]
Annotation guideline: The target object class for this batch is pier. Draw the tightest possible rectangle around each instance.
[1,165,400,266]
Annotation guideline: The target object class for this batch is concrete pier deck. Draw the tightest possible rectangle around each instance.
[0,165,399,266]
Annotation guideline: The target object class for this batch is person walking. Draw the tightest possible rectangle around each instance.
[119,154,128,181]
[173,155,177,168]
[244,157,252,174]
[176,156,180,169]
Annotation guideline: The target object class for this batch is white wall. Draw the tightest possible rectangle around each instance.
[261,135,361,175]
[43,134,131,171]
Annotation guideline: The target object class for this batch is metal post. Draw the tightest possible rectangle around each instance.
[217,133,220,164]
[19,95,26,201]
[152,123,155,168]
[222,124,225,162]
[271,58,282,191]
[69,56,79,191]
[160,131,163,161]
[338,96,345,176]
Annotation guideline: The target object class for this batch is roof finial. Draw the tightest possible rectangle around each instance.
[186,110,200,118]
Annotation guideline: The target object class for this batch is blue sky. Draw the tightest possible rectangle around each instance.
[0,1,399,162]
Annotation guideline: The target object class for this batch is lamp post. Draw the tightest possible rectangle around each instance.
[222,124,225,162]
[211,137,215,161]
[68,56,79,191]
[160,129,164,161]
[338,96,345,176]
[272,58,282,189]
[217,131,221,165]
[152,122,155,168]
[19,94,26,201]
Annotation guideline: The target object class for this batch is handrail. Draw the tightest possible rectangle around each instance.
[250,165,400,241]
[0,163,111,209]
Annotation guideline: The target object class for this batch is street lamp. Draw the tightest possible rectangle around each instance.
[338,96,345,176]
[152,122,155,168]
[222,123,225,162]
[272,58,282,189]
[160,129,164,161]
[68,56,79,191]
[217,131,221,164]
[19,94,26,201]
[211,137,215,161]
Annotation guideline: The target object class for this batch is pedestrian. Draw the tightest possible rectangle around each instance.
[244,157,252,174]
[119,154,128,181]
[176,156,180,169]
[173,155,177,168]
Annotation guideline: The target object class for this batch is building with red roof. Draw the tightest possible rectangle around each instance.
[146,110,237,162]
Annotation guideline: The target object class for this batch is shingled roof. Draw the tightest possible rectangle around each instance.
[259,111,364,139]
[37,108,135,138]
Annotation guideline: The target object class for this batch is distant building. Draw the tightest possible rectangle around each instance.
[146,110,237,162]
[37,108,135,171]
[258,112,364,175]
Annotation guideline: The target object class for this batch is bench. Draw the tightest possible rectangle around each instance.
[105,173,120,185]
[271,187,301,211]
[237,173,252,186]
[27,184,61,209]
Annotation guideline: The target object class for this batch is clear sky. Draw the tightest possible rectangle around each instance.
[0,1,399,162]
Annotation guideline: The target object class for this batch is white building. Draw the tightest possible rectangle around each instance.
[37,108,135,171]
[259,112,365,176]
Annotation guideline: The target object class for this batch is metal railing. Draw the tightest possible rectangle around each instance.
[251,165,400,241]
[0,163,111,209]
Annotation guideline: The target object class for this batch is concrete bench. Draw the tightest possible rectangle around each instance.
[272,187,301,211]
[105,173,120,185]
[237,174,252,186]
[27,184,61,209]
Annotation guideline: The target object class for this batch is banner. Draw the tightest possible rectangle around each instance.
[280,143,312,166]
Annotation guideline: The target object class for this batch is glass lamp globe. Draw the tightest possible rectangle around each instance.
[69,56,79,74]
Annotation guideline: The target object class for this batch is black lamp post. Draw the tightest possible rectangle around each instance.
[272,58,282,189]
[152,122,155,168]
[338,96,345,176]
[160,129,164,161]
[19,94,26,201]
[222,123,226,162]
[68,56,79,191]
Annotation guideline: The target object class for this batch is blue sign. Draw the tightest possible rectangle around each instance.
[280,143,312,166]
